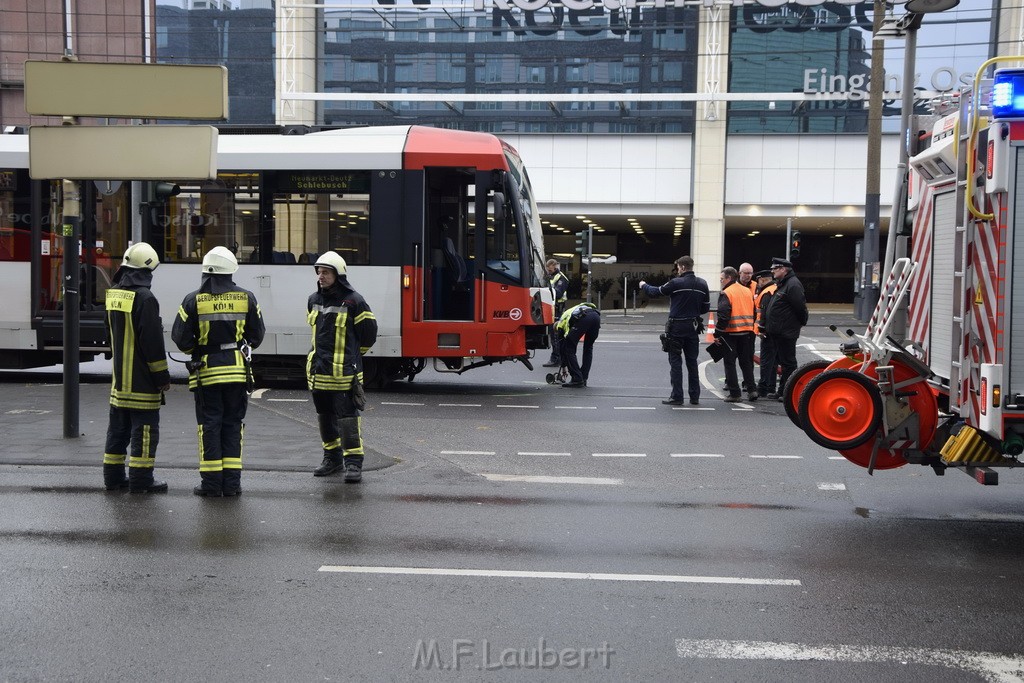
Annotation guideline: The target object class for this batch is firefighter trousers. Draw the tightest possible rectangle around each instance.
[103,406,160,485]
[311,389,364,465]
[192,383,248,494]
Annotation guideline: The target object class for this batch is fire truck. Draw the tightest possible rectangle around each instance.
[785,60,1024,485]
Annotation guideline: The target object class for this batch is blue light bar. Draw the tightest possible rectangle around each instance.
[991,69,1024,119]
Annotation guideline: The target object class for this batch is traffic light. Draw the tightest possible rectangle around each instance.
[790,230,801,259]
[153,182,181,201]
[575,231,586,255]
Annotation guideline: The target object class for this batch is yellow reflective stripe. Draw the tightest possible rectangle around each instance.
[198,319,210,346]
[308,375,351,391]
[147,359,168,373]
[222,457,242,470]
[129,455,155,468]
[177,305,189,322]
[122,306,135,393]
[197,425,205,462]
[103,453,126,465]
[354,311,375,324]
[141,424,151,457]
[323,438,342,450]
[199,460,223,472]
[333,311,346,374]
[109,393,162,410]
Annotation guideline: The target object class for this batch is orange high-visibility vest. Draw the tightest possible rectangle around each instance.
[722,283,755,334]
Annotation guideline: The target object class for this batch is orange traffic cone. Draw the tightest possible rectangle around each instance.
[705,313,716,342]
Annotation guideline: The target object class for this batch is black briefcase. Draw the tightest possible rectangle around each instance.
[706,337,731,363]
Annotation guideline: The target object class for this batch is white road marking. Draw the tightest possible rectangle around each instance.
[266,398,308,402]
[828,456,846,460]
[674,638,1024,683]
[750,455,803,459]
[518,451,571,457]
[593,453,646,458]
[440,450,495,456]
[439,403,482,407]
[698,359,726,399]
[497,404,539,409]
[479,474,622,485]
[613,406,656,410]
[381,401,424,406]
[251,388,269,399]
[817,483,847,491]
[671,453,725,458]
[555,405,598,410]
[596,340,629,343]
[319,566,801,586]
[673,406,715,411]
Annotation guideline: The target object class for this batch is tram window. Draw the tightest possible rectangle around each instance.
[270,170,370,265]
[163,174,260,264]
[485,190,520,280]
[0,170,31,262]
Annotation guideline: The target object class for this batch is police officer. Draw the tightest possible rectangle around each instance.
[556,302,600,388]
[102,242,171,494]
[716,266,757,403]
[172,246,265,497]
[764,256,808,399]
[306,251,378,482]
[639,255,710,406]
[542,259,569,368]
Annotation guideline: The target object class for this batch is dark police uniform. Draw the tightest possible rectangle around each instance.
[641,269,710,404]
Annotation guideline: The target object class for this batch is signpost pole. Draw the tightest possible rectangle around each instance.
[61,179,81,438]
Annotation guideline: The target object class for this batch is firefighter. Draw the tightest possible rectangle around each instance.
[764,256,808,400]
[556,302,600,388]
[753,269,779,398]
[715,266,757,403]
[102,242,171,494]
[172,246,265,497]
[306,251,378,482]
[542,259,569,368]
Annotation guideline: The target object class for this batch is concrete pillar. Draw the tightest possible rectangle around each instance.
[690,4,730,289]
[996,0,1024,57]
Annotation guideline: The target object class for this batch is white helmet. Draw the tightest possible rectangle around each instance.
[121,242,160,271]
[314,251,347,275]
[202,246,239,275]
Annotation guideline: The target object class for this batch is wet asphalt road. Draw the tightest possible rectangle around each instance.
[2,309,1024,681]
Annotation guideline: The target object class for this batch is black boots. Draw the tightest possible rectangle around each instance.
[128,467,168,494]
[343,457,363,484]
[103,464,129,491]
[314,452,344,477]
[193,472,224,497]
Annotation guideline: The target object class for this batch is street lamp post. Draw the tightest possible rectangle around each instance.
[857,0,887,323]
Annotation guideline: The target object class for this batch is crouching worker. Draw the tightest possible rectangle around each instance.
[556,302,600,388]
[307,252,377,482]
[102,242,171,493]
[172,246,265,497]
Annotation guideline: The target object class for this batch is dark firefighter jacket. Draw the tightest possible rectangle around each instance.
[764,270,809,340]
[105,268,170,410]
[306,275,378,392]
[171,273,266,389]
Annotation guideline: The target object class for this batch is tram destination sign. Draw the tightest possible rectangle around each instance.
[24,61,228,120]
[279,171,370,194]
